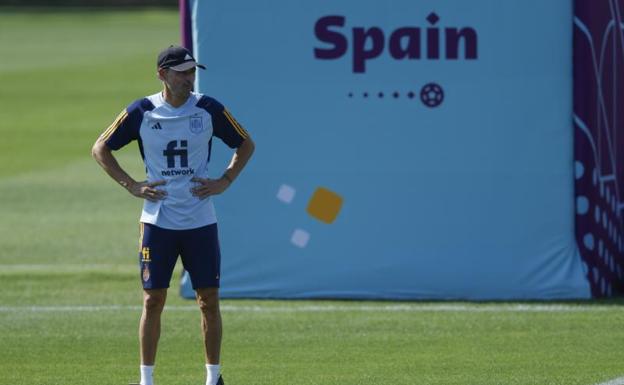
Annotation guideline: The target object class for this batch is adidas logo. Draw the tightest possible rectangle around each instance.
[151,122,162,130]
[184,54,192,60]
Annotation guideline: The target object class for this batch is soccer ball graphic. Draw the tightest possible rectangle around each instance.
[420,83,444,108]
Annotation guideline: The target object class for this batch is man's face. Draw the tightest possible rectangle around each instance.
[159,67,196,97]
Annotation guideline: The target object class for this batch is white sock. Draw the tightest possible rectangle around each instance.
[140,365,154,385]
[206,364,221,385]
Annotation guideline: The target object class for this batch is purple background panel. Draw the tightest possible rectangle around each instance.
[179,0,192,50]
[574,0,624,297]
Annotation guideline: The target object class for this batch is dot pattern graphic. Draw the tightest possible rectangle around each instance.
[349,85,444,107]
[574,3,624,297]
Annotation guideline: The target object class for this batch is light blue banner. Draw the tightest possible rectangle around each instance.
[185,0,591,299]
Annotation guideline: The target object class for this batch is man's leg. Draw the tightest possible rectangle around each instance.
[139,288,167,385]
[181,223,223,384]
[135,223,178,385]
[196,287,222,363]
[196,287,222,385]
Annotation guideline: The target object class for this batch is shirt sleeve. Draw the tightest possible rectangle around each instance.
[100,99,146,150]
[197,96,249,148]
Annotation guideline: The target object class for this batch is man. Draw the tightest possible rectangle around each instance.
[92,45,254,385]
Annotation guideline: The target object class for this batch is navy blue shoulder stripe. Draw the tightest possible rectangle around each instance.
[196,95,246,149]
[196,95,225,113]
[130,97,156,114]
[104,97,155,151]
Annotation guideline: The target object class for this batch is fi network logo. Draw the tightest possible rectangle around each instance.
[163,140,188,168]
[314,12,478,73]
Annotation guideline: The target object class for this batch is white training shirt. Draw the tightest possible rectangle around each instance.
[100,92,248,230]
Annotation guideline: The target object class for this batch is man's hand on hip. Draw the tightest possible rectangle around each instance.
[128,180,167,202]
[190,177,229,199]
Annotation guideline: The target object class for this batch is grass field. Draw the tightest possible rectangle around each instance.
[1,7,624,385]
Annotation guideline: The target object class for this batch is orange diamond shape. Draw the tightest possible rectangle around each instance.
[306,187,343,224]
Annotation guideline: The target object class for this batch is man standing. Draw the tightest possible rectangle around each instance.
[92,45,254,385]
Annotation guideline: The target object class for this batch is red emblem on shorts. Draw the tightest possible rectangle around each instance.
[142,264,150,282]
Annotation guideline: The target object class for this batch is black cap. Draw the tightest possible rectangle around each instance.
[157,45,206,71]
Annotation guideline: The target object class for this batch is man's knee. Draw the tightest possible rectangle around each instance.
[143,289,167,313]
[196,288,219,315]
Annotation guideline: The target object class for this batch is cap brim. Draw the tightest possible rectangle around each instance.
[169,61,206,71]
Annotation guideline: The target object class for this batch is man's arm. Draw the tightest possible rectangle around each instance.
[91,137,167,202]
[191,136,255,199]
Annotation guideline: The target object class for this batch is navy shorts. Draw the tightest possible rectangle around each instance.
[138,222,221,290]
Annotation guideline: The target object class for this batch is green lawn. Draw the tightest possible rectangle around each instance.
[0,8,175,177]
[1,293,624,385]
[1,8,624,385]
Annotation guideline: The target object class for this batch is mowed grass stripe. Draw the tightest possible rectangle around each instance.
[0,264,137,273]
[1,302,624,313]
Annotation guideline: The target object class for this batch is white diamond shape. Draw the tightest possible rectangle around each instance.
[291,229,310,248]
[277,184,296,204]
